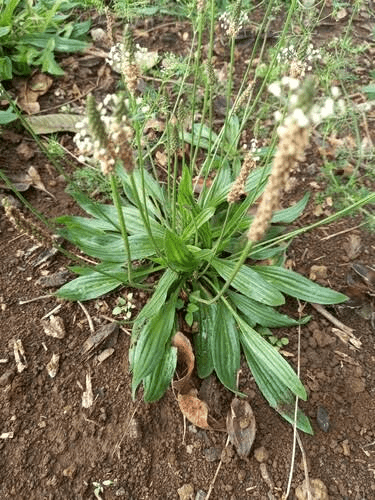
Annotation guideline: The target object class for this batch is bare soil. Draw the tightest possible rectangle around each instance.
[1,5,375,500]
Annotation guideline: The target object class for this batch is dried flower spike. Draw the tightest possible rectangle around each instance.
[227,153,256,204]
[247,122,309,243]
[2,199,52,247]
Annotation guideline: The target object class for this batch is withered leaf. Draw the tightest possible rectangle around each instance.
[178,389,212,430]
[226,398,256,458]
[82,322,119,357]
[13,339,27,373]
[46,353,60,378]
[343,234,362,260]
[82,372,94,408]
[42,315,66,339]
[172,331,195,394]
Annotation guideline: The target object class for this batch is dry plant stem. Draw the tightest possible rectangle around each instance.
[284,301,312,500]
[310,303,353,335]
[19,295,53,305]
[109,174,132,284]
[248,123,309,243]
[113,400,142,459]
[296,433,312,500]
[321,223,366,240]
[206,436,231,500]
[78,301,95,333]
[41,304,62,320]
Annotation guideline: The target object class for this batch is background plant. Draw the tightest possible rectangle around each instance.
[3,0,374,435]
[0,0,92,80]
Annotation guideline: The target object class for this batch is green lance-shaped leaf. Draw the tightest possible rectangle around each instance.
[238,318,307,400]
[195,302,216,378]
[164,229,197,272]
[243,344,313,434]
[253,265,348,304]
[271,193,310,223]
[228,291,310,328]
[131,296,177,398]
[211,257,285,306]
[211,302,240,392]
[56,264,126,301]
[143,345,177,402]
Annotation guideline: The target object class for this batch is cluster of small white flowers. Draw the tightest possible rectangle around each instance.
[73,94,138,165]
[219,10,249,38]
[250,138,261,161]
[106,43,158,74]
[242,137,261,161]
[277,43,322,79]
[161,53,183,74]
[269,79,346,135]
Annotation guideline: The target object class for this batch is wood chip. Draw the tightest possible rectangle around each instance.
[13,339,27,373]
[41,315,66,339]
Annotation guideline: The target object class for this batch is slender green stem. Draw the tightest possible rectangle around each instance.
[196,239,254,305]
[248,193,375,254]
[171,152,179,230]
[109,173,132,284]
[198,204,232,278]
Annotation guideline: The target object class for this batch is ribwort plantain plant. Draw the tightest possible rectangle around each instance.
[52,2,375,434]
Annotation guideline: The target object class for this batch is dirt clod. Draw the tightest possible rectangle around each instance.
[295,478,329,500]
[254,446,269,463]
[178,483,194,500]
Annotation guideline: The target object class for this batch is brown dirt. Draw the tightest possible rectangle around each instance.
[1,5,375,500]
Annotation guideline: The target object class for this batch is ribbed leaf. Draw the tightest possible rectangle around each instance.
[228,291,310,328]
[67,192,165,236]
[131,297,177,397]
[56,214,116,232]
[238,318,307,400]
[59,225,162,262]
[117,165,167,219]
[56,265,125,301]
[178,164,194,208]
[143,346,177,402]
[211,302,240,392]
[271,193,310,223]
[211,257,285,306]
[134,269,179,326]
[253,266,348,304]
[200,163,232,207]
[164,229,197,271]
[182,206,216,241]
[195,303,216,378]
[243,345,313,434]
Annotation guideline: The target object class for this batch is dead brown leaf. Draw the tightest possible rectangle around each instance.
[343,234,362,260]
[155,150,167,167]
[17,73,53,114]
[0,166,55,198]
[178,389,212,430]
[172,331,195,394]
[27,166,55,199]
[42,315,66,339]
[82,322,119,358]
[16,142,36,161]
[226,398,256,458]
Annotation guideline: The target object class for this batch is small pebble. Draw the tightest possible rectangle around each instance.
[178,483,194,500]
[317,406,330,432]
[295,478,328,500]
[254,446,269,463]
[0,369,15,387]
[238,469,246,482]
[195,490,207,500]
[203,447,221,462]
